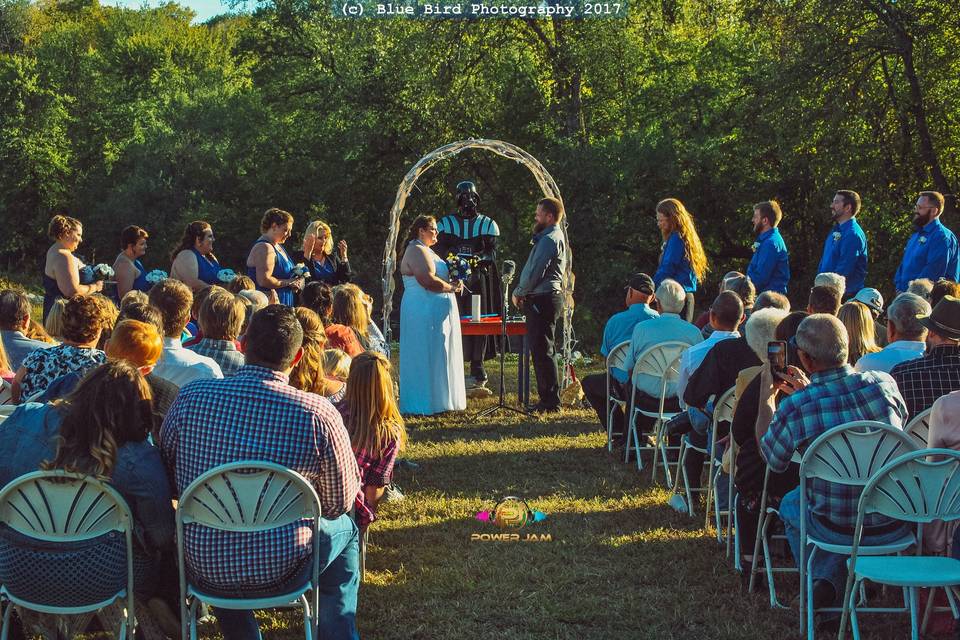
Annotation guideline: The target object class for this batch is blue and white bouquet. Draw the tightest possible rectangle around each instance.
[92,263,115,281]
[146,269,168,285]
[445,253,478,283]
[217,268,237,283]
[292,263,311,279]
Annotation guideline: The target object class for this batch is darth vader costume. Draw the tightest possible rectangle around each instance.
[434,181,503,384]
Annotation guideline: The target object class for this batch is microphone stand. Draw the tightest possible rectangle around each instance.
[476,271,533,419]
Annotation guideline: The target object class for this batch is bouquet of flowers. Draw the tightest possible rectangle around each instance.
[92,263,115,281]
[445,253,478,282]
[292,263,311,279]
[145,269,168,285]
[217,268,237,283]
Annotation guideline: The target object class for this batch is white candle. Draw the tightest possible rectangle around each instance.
[471,294,481,322]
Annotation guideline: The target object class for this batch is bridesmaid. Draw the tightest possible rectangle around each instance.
[246,208,304,306]
[170,221,221,291]
[113,225,151,300]
[653,198,709,322]
[292,220,351,286]
[42,214,103,321]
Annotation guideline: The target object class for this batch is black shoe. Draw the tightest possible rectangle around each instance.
[529,403,561,414]
[811,579,837,609]
[665,412,693,437]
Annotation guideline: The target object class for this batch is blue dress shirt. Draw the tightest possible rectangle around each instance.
[601,303,659,383]
[746,227,790,294]
[654,232,697,292]
[817,217,868,294]
[894,218,960,292]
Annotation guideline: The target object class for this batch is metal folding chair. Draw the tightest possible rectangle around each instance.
[903,407,932,447]
[604,340,631,452]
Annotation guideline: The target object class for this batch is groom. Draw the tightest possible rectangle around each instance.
[512,197,567,414]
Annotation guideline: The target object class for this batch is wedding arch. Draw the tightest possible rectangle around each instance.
[380,138,576,372]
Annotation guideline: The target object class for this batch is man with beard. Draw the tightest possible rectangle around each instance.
[894,191,960,293]
[434,181,502,387]
[512,197,566,413]
[817,190,868,297]
[746,200,790,294]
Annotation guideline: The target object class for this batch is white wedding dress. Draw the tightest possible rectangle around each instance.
[399,244,467,415]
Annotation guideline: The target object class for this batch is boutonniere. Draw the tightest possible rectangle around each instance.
[919,236,927,244]
[832,232,841,242]
[751,242,760,252]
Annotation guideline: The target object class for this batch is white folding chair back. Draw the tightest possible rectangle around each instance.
[747,458,800,609]
[0,471,135,637]
[627,341,688,482]
[798,421,918,638]
[605,340,631,452]
[0,379,11,405]
[903,407,932,447]
[840,449,960,639]
[705,386,738,532]
[176,461,322,640]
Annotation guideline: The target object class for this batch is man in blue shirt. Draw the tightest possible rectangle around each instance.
[894,190,960,293]
[746,200,791,294]
[582,273,659,435]
[817,190,868,296]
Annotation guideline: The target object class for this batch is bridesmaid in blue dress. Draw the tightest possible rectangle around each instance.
[246,208,304,306]
[169,221,222,291]
[42,214,103,321]
[112,225,152,301]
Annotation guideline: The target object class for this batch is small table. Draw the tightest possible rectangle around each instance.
[459,317,530,407]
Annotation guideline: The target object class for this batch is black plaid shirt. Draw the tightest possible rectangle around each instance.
[890,344,960,417]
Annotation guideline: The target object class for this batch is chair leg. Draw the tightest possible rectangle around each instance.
[849,578,862,640]
[704,459,715,530]
[624,410,637,465]
[805,547,817,640]
[908,586,920,640]
[1,600,11,640]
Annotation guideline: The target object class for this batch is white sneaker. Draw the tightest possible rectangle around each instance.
[382,484,405,502]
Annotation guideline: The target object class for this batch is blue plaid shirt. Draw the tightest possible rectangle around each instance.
[760,365,908,528]
[160,365,361,590]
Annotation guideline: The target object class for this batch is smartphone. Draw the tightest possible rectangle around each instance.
[767,340,787,374]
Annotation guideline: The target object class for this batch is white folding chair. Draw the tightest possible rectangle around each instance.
[0,470,136,640]
[626,341,688,483]
[705,387,738,535]
[839,449,960,640]
[0,379,11,405]
[798,421,918,639]
[903,407,932,447]
[748,457,800,609]
[175,461,323,640]
[604,340,631,452]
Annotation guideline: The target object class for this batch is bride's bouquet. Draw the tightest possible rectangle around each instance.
[217,268,237,283]
[145,269,168,285]
[91,263,115,281]
[445,253,478,283]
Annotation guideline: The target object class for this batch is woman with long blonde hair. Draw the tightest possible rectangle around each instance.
[290,307,346,403]
[341,351,407,530]
[838,301,881,366]
[292,219,351,286]
[332,283,388,355]
[654,198,709,321]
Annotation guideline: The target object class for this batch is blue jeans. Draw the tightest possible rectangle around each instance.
[213,513,360,640]
[779,487,911,596]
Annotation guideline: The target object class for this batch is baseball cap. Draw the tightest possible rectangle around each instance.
[853,287,884,315]
[625,273,655,294]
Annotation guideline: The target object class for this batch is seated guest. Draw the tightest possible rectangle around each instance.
[851,287,887,347]
[620,279,703,443]
[225,274,255,294]
[120,288,149,309]
[702,274,754,339]
[91,293,119,350]
[855,293,930,373]
[148,279,222,387]
[160,305,361,640]
[0,361,177,639]
[693,271,742,329]
[582,273,659,435]
[891,295,960,416]
[755,290,790,312]
[24,317,54,344]
[0,289,52,370]
[187,290,246,376]
[932,279,960,308]
[323,349,352,384]
[361,292,390,358]
[11,295,108,402]
[300,282,362,357]
[183,284,215,344]
[290,307,346,406]
[925,390,960,555]
[814,272,846,297]
[806,284,842,315]
[340,351,406,532]
[43,297,67,340]
[908,278,934,302]
[837,301,880,366]
[333,284,386,356]
[758,314,910,612]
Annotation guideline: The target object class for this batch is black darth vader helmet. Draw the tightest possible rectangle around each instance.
[456,181,480,213]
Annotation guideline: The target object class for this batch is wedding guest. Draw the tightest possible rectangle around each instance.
[653,198,709,321]
[332,284,385,356]
[932,279,960,308]
[237,289,269,336]
[817,190,868,296]
[148,279,222,387]
[246,207,304,306]
[0,289,53,370]
[856,293,930,373]
[891,295,960,416]
[807,284,842,315]
[361,292,389,357]
[43,298,66,340]
[187,290,246,376]
[169,221,222,291]
[226,274,255,294]
[11,295,108,402]
[120,289,149,309]
[300,281,362,357]
[746,200,790,295]
[340,351,407,532]
[925,390,960,555]
[693,271,742,330]
[0,339,12,384]
[24,318,54,344]
[290,307,346,405]
[42,214,103,320]
[322,349,352,384]
[814,272,846,296]
[907,278,934,302]
[0,361,177,639]
[293,220,351,286]
[837,300,881,366]
[852,287,887,347]
[183,284,215,342]
[113,225,151,300]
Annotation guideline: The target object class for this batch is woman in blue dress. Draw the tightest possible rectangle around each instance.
[112,225,151,301]
[246,208,304,306]
[42,214,103,321]
[169,221,222,291]
[291,219,351,286]
[653,198,710,322]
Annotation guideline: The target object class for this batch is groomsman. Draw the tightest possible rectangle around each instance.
[746,200,790,294]
[818,190,868,296]
[894,190,960,293]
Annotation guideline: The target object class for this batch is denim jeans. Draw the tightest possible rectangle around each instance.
[213,513,360,640]
[778,487,911,596]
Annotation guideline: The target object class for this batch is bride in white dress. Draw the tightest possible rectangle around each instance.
[399,215,467,415]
